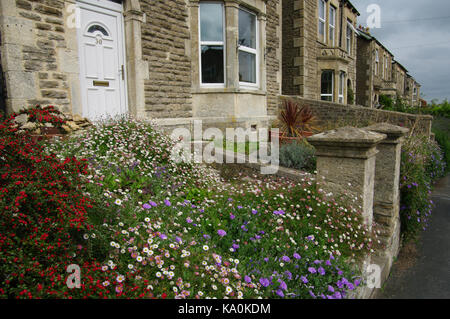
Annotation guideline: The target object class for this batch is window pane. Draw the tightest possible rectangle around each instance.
[329,7,335,26]
[319,0,325,19]
[319,21,324,36]
[239,51,256,83]
[239,9,256,49]
[200,3,223,42]
[321,96,332,102]
[201,45,224,83]
[321,71,333,95]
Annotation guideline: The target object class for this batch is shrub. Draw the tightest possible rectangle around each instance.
[399,135,446,241]
[277,100,318,138]
[0,113,151,298]
[279,141,316,172]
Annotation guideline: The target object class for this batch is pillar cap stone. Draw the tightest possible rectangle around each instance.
[307,126,387,148]
[307,127,386,159]
[364,123,409,143]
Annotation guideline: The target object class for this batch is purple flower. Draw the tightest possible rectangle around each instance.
[279,280,288,291]
[309,291,316,299]
[284,271,293,280]
[252,209,258,215]
[237,205,243,209]
[293,253,301,260]
[301,276,308,284]
[281,256,290,263]
[346,282,355,290]
[308,267,317,274]
[318,267,325,275]
[230,214,236,220]
[186,217,193,223]
[142,203,151,209]
[264,257,269,262]
[232,243,240,249]
[217,229,227,237]
[175,236,182,243]
[325,260,332,266]
[259,278,270,287]
[164,199,171,207]
[149,200,158,207]
[244,276,252,283]
[159,233,167,240]
[276,289,284,298]
[334,292,342,299]
[328,285,335,293]
[273,210,285,215]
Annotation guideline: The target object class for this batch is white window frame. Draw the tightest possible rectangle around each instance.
[321,70,334,101]
[199,2,226,88]
[375,49,379,76]
[338,72,345,104]
[329,6,336,46]
[238,7,259,89]
[385,56,389,80]
[318,0,326,43]
[346,21,352,53]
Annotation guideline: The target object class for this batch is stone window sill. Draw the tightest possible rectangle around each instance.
[192,88,267,96]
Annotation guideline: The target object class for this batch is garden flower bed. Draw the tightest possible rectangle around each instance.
[1,114,378,299]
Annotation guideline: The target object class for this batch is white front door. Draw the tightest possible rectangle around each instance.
[77,0,127,121]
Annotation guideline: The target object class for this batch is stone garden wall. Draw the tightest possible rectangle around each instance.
[278,95,433,136]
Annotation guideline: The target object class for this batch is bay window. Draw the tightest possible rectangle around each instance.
[238,8,258,85]
[321,70,334,102]
[199,2,225,85]
[329,6,336,46]
[318,0,326,42]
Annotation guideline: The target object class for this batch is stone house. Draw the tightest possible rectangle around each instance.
[356,28,396,108]
[282,0,359,105]
[392,60,408,102]
[0,0,282,130]
[356,29,422,109]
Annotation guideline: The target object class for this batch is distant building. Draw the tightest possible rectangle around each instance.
[282,0,360,104]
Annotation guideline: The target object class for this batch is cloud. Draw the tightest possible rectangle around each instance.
[353,0,450,101]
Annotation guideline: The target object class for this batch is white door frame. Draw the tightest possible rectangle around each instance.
[76,0,128,120]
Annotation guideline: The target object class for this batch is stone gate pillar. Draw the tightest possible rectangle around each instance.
[364,123,409,265]
[307,127,387,228]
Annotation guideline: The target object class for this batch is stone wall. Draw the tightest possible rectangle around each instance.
[140,0,193,119]
[265,0,282,116]
[356,36,372,107]
[0,0,71,114]
[279,95,433,136]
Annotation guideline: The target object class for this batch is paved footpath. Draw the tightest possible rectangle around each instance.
[379,174,450,299]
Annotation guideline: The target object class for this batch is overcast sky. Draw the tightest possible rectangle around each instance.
[352,0,450,102]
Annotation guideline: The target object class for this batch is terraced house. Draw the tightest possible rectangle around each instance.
[282,0,359,104]
[0,0,282,130]
[0,0,423,127]
[356,28,422,109]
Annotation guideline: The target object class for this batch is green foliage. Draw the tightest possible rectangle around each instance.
[399,135,446,241]
[279,140,316,173]
[433,129,450,172]
[423,99,450,118]
[347,86,355,105]
[379,95,394,109]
